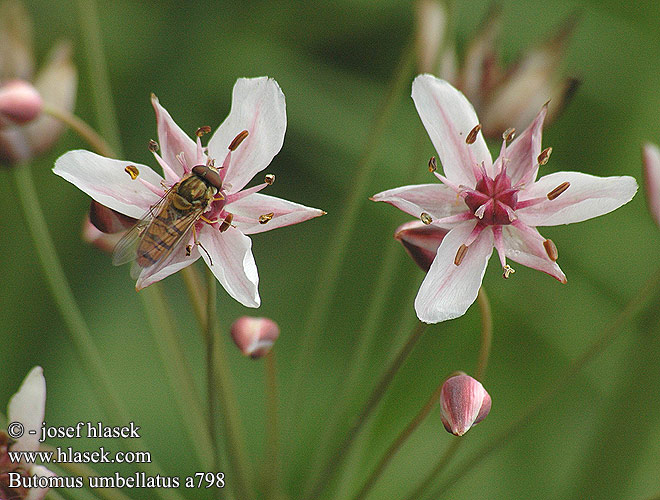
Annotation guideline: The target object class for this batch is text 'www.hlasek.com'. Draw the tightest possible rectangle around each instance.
[5,420,225,490]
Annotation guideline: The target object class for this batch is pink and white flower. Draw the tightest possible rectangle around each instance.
[54,77,324,307]
[1,367,55,500]
[373,75,637,324]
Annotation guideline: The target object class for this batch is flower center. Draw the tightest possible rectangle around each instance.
[463,170,519,226]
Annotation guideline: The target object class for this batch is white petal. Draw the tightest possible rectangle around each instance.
[152,94,197,181]
[501,105,547,185]
[208,77,286,193]
[8,366,45,454]
[25,465,56,500]
[411,74,492,186]
[54,150,164,219]
[517,171,638,226]
[501,225,566,283]
[229,193,324,235]
[135,243,200,290]
[371,183,466,219]
[643,143,660,227]
[415,221,493,323]
[198,226,260,307]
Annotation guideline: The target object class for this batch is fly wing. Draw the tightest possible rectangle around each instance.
[111,192,172,266]
[130,206,204,279]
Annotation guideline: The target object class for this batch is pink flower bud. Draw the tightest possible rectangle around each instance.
[394,220,449,272]
[643,143,660,229]
[230,317,280,358]
[82,215,126,254]
[440,373,491,436]
[89,200,136,234]
[0,80,42,125]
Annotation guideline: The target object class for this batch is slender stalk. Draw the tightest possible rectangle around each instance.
[302,240,403,494]
[43,447,134,500]
[75,0,123,156]
[45,490,75,500]
[423,266,660,499]
[14,165,124,425]
[475,287,492,380]
[290,39,416,417]
[205,268,220,469]
[138,285,215,469]
[303,321,427,500]
[180,265,237,500]
[210,325,255,500]
[404,287,493,500]
[265,351,280,499]
[14,165,183,500]
[43,103,114,157]
[352,380,445,500]
[181,266,206,328]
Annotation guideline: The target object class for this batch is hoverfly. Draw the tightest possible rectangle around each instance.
[112,163,226,278]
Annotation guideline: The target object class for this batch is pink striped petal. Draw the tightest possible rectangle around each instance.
[412,74,492,186]
[198,226,260,307]
[517,171,637,226]
[228,192,324,235]
[54,150,163,219]
[502,224,566,283]
[151,94,197,181]
[415,221,493,323]
[208,77,286,194]
[371,183,466,220]
[500,104,547,185]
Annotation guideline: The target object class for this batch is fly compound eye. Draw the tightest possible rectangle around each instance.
[192,165,223,190]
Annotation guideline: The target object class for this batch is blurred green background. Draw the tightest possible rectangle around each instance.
[1,0,660,499]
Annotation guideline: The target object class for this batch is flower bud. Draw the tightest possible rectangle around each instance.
[89,200,136,234]
[415,0,447,74]
[440,373,491,436]
[230,317,279,358]
[439,8,578,138]
[394,220,449,272]
[82,216,126,254]
[0,79,42,125]
[643,143,660,229]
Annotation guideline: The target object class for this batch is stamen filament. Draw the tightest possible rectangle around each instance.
[138,177,166,197]
[152,151,180,181]
[225,183,269,204]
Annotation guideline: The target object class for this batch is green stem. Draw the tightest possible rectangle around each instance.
[424,265,660,499]
[138,285,215,470]
[404,287,492,500]
[475,287,492,380]
[14,165,124,426]
[43,447,134,500]
[205,268,220,470]
[352,379,445,500]
[202,273,253,500]
[303,321,427,500]
[265,350,280,499]
[75,0,123,156]
[289,38,416,418]
[14,165,184,500]
[43,103,114,157]
[45,490,75,500]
